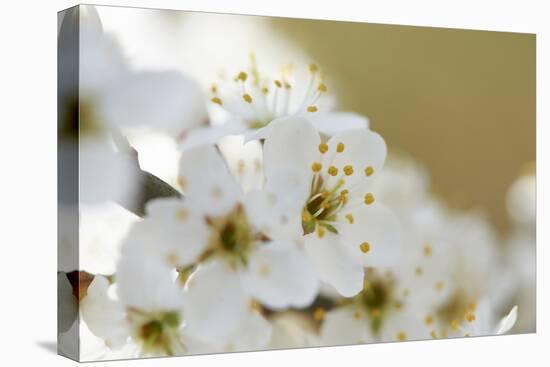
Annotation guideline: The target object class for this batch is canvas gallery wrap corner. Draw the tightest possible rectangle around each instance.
[57,4,535,362]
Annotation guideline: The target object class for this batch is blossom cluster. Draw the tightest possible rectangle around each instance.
[58,7,531,361]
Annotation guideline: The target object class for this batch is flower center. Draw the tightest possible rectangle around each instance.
[203,204,257,267]
[302,174,347,235]
[128,309,183,356]
[210,54,328,129]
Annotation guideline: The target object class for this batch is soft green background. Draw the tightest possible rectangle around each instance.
[270,18,535,234]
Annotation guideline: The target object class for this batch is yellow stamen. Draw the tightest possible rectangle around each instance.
[345,214,354,224]
[468,302,477,311]
[318,83,327,92]
[371,308,381,317]
[311,162,322,172]
[210,84,218,94]
[313,308,326,321]
[343,165,354,176]
[309,63,319,73]
[415,266,424,276]
[430,330,438,339]
[211,97,223,105]
[435,281,445,291]
[364,193,375,205]
[317,226,326,238]
[397,332,407,342]
[359,242,371,253]
[307,105,318,113]
[450,320,460,330]
[328,166,338,176]
[175,209,188,222]
[237,71,248,82]
[318,143,329,154]
[465,312,476,322]
[423,244,433,257]
[243,94,253,103]
[365,166,374,176]
[274,80,282,88]
[336,142,345,153]
[261,87,269,94]
[425,315,434,325]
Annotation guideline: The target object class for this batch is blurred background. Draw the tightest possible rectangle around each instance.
[97,6,535,236]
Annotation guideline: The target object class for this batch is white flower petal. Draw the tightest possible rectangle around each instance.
[227,311,272,352]
[183,260,249,345]
[243,190,303,242]
[180,120,248,151]
[379,309,430,342]
[81,275,129,349]
[178,145,242,216]
[99,71,207,137]
[117,250,183,311]
[340,203,403,268]
[319,307,373,346]
[241,244,319,309]
[80,202,139,275]
[79,139,139,204]
[323,128,387,188]
[136,198,210,267]
[307,112,369,136]
[263,117,320,188]
[304,232,364,297]
[495,305,518,335]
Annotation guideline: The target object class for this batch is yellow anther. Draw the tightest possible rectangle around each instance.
[307,105,318,113]
[309,63,319,73]
[340,189,349,196]
[359,242,371,253]
[464,333,471,337]
[450,320,460,330]
[465,312,476,322]
[364,193,375,205]
[317,226,326,238]
[166,252,178,266]
[430,330,438,339]
[237,71,248,82]
[311,162,323,172]
[177,176,187,189]
[435,281,445,291]
[343,165,354,176]
[259,264,271,278]
[423,244,433,257]
[211,97,223,105]
[261,87,269,94]
[274,80,283,88]
[210,84,218,94]
[345,214,354,224]
[371,308,381,317]
[336,142,345,153]
[467,302,477,311]
[318,83,327,92]
[313,308,326,321]
[249,300,262,312]
[328,166,338,176]
[284,82,292,89]
[425,315,434,325]
[318,143,329,154]
[365,166,374,176]
[242,94,253,103]
[397,332,407,342]
[415,266,424,276]
[175,208,188,222]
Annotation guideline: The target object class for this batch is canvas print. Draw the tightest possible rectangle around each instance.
[57,4,535,362]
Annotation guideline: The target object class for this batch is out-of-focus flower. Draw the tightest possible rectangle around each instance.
[114,250,188,356]
[505,171,536,332]
[261,117,402,297]
[181,59,368,150]
[58,5,207,204]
